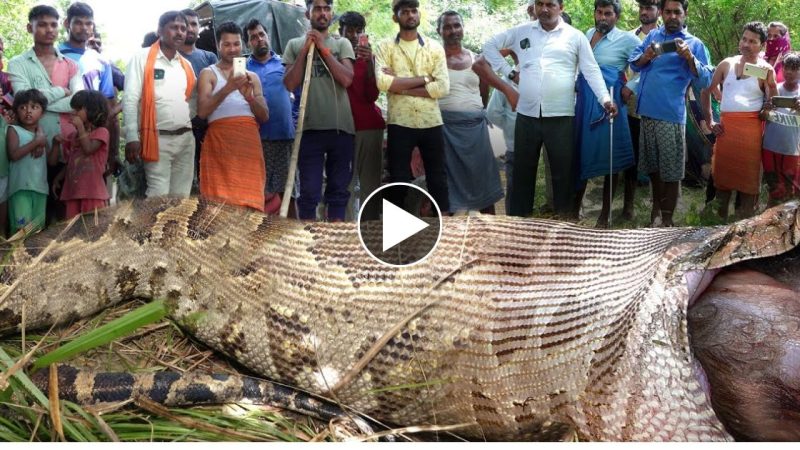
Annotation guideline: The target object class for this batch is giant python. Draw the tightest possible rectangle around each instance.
[1,197,799,441]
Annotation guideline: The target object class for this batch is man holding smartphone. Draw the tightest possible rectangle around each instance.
[338,11,385,221]
[628,0,713,227]
[196,21,268,211]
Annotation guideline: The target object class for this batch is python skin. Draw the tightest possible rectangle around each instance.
[1,198,798,441]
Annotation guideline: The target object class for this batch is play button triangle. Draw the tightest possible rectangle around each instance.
[382,199,430,252]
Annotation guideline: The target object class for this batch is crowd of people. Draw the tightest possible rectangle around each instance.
[0,0,798,238]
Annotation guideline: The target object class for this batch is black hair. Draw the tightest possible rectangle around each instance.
[245,18,266,40]
[70,90,109,128]
[392,0,419,15]
[436,10,462,32]
[28,5,59,22]
[142,31,159,48]
[769,22,789,36]
[660,0,688,10]
[783,53,800,71]
[214,21,242,43]
[180,8,200,19]
[637,0,660,6]
[743,21,768,44]
[561,11,572,25]
[157,11,187,30]
[338,11,365,30]
[306,0,333,10]
[13,89,48,113]
[66,2,94,23]
[594,0,621,16]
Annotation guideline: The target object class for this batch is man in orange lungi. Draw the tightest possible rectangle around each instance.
[196,21,269,211]
[702,22,777,220]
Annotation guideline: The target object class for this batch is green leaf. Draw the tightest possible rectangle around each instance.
[32,300,168,370]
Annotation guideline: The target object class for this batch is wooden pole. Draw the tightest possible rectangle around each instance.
[280,42,316,218]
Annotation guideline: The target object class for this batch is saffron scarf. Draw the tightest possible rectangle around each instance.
[140,40,195,162]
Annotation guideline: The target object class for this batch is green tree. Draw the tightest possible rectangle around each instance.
[0,0,34,60]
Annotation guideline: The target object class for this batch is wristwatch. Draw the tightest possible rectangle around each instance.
[508,69,518,80]
[423,75,432,84]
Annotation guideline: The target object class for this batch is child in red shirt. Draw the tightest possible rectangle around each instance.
[50,90,110,219]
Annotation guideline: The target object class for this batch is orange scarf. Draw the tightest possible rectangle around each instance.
[140,40,196,162]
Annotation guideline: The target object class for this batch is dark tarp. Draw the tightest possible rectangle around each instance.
[196,0,308,55]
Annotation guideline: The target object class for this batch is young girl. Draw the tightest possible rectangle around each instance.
[51,90,110,220]
[6,89,53,235]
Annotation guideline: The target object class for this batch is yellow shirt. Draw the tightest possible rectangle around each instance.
[374,34,449,129]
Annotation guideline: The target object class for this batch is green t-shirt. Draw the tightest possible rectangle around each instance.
[0,117,8,177]
[283,35,355,135]
[8,125,49,196]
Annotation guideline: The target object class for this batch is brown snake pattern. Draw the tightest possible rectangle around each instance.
[1,198,799,441]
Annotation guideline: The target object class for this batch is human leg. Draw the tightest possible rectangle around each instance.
[168,133,196,197]
[541,116,576,219]
[416,126,450,214]
[509,114,543,217]
[296,131,326,221]
[323,132,355,221]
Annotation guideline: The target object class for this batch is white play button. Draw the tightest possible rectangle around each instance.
[382,199,430,251]
[357,182,443,267]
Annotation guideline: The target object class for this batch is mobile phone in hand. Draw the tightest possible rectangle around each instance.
[358,34,369,47]
[659,40,678,53]
[772,96,798,109]
[233,57,246,77]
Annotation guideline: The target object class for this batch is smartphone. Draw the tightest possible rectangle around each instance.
[743,63,769,80]
[660,40,678,53]
[358,34,369,47]
[772,96,798,109]
[233,57,246,77]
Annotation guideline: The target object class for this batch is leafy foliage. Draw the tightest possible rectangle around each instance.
[0,0,34,60]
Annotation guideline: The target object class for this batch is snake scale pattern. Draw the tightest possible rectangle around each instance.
[1,198,799,440]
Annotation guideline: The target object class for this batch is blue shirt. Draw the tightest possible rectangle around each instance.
[586,27,641,72]
[179,48,218,77]
[58,43,115,99]
[247,52,295,141]
[628,26,713,124]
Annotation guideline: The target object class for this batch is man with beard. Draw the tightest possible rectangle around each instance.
[374,0,450,214]
[483,0,616,220]
[123,11,197,198]
[701,22,776,220]
[574,0,640,227]
[178,9,218,77]
[620,0,660,220]
[628,0,713,227]
[180,8,218,193]
[59,3,121,201]
[8,5,83,225]
[196,21,268,211]
[245,19,294,214]
[338,11,385,221]
[283,0,355,222]
[436,11,503,215]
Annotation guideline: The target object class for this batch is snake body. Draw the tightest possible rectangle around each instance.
[2,198,799,440]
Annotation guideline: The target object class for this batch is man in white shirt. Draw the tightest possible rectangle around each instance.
[483,0,616,219]
[123,11,197,198]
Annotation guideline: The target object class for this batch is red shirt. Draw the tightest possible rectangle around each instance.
[346,57,385,131]
[60,127,110,201]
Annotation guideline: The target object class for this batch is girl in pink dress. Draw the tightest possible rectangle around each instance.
[50,90,110,219]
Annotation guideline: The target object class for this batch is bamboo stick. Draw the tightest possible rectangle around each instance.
[281,42,316,218]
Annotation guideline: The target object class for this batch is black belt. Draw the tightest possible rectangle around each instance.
[158,127,192,136]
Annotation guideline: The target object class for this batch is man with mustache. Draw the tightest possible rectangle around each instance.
[483,0,616,220]
[122,11,197,198]
[621,0,660,220]
[283,0,355,222]
[628,0,713,227]
[7,5,83,225]
[701,22,776,220]
[373,0,450,215]
[246,19,295,214]
[575,0,641,228]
